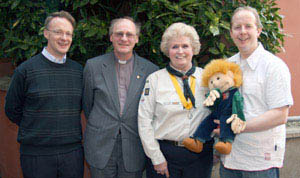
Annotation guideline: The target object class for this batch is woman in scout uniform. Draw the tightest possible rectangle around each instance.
[138,22,213,178]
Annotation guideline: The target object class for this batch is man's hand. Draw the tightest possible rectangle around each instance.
[226,114,246,134]
[154,161,169,178]
[203,89,220,106]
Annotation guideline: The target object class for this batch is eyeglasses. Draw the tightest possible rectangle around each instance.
[113,32,136,39]
[47,29,73,38]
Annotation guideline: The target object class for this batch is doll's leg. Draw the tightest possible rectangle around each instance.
[183,114,216,153]
[214,116,235,155]
[193,114,216,140]
[220,115,235,142]
[182,138,203,153]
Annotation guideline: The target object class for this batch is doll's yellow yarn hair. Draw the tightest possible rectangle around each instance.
[202,59,243,87]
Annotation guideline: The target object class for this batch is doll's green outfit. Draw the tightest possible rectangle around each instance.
[192,87,245,144]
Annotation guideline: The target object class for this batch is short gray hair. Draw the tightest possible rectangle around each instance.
[109,16,141,36]
[231,6,263,29]
[160,22,201,57]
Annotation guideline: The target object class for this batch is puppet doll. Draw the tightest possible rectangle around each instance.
[183,59,246,154]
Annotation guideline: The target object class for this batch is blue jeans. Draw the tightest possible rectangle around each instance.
[220,162,279,178]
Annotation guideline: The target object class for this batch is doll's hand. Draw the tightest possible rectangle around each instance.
[203,89,220,106]
[226,114,246,134]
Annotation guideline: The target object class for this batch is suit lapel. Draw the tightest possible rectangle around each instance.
[102,53,120,114]
[122,54,146,116]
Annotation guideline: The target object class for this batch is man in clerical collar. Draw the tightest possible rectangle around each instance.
[82,17,158,178]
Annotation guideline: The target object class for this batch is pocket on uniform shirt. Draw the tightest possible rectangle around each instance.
[156,99,183,115]
[156,100,182,107]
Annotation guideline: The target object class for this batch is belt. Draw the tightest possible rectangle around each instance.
[161,140,185,147]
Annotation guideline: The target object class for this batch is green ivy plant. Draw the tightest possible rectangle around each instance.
[0,0,284,68]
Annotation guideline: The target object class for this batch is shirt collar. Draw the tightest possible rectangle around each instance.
[42,47,66,64]
[231,42,264,70]
[245,42,264,70]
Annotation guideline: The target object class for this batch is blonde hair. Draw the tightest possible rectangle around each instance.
[202,59,243,87]
[231,6,263,29]
[160,22,201,57]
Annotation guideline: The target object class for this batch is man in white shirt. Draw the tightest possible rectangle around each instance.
[220,6,294,178]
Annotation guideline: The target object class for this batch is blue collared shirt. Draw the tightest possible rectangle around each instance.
[42,47,66,64]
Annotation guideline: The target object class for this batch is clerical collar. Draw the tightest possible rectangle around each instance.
[119,60,127,64]
[115,55,134,65]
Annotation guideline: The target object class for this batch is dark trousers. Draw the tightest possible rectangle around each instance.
[20,147,84,178]
[146,140,214,178]
[90,134,143,178]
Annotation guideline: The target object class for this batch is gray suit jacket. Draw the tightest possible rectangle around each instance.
[83,52,158,172]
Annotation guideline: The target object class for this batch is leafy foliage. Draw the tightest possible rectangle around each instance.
[0,0,285,68]
[0,0,48,65]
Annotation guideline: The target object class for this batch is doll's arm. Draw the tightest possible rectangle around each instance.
[232,91,245,121]
[203,88,221,107]
[226,91,246,134]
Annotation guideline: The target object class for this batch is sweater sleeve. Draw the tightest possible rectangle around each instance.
[5,68,26,126]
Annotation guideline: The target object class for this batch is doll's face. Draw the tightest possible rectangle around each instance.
[208,71,235,92]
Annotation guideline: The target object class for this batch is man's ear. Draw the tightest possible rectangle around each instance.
[44,29,49,40]
[257,27,262,37]
[135,36,139,44]
[226,71,234,79]
[110,34,113,42]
